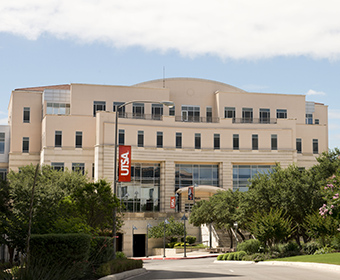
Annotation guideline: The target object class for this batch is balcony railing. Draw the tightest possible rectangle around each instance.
[117,112,163,120]
[175,116,220,123]
[232,118,277,124]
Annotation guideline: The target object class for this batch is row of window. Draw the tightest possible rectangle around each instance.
[0,133,4,154]
[51,162,85,175]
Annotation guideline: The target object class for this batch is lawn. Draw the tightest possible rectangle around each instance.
[270,253,340,265]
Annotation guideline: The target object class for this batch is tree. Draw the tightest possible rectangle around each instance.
[148,216,185,243]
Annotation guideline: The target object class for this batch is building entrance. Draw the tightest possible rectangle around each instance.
[133,234,146,257]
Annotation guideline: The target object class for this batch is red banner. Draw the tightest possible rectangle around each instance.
[188,186,194,200]
[170,196,176,209]
[118,145,131,182]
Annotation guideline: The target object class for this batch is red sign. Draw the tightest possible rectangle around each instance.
[170,196,176,209]
[188,186,194,200]
[118,145,131,182]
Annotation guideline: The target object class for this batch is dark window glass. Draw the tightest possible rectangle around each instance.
[157,132,163,148]
[315,119,319,124]
[23,107,30,123]
[214,134,220,149]
[93,101,106,117]
[55,131,62,147]
[176,132,182,148]
[152,104,163,120]
[52,162,64,171]
[233,134,239,150]
[75,131,82,148]
[306,114,313,124]
[72,163,85,175]
[119,129,125,145]
[22,137,29,153]
[138,131,144,147]
[296,138,302,153]
[0,133,4,154]
[225,107,235,119]
[242,108,253,123]
[313,139,319,154]
[277,109,287,119]
[133,103,145,119]
[0,168,7,181]
[195,133,201,149]
[113,102,125,117]
[169,106,175,116]
[271,134,277,150]
[181,105,200,122]
[206,107,212,122]
[252,134,258,150]
[259,108,270,123]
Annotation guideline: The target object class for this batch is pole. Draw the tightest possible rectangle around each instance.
[209,223,212,249]
[183,218,187,258]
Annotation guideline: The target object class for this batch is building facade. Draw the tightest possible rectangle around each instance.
[4,78,328,256]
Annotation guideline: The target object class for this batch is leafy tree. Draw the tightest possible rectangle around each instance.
[148,216,185,243]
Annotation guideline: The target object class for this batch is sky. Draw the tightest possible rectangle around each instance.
[0,0,340,149]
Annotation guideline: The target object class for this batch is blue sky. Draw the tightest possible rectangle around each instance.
[0,1,340,149]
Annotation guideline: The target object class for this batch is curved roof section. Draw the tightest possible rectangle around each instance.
[134,77,246,93]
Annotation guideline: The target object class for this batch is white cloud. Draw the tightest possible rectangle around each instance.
[0,117,8,125]
[306,89,326,96]
[329,109,340,119]
[1,1,340,60]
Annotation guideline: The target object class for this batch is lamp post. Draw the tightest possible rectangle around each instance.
[146,223,152,257]
[233,221,238,252]
[132,225,137,257]
[112,100,174,259]
[181,214,188,257]
[163,218,169,258]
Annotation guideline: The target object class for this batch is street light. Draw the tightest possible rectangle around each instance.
[233,221,238,252]
[112,100,174,259]
[181,214,188,258]
[146,223,152,258]
[163,218,170,258]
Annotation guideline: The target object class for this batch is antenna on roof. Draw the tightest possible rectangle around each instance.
[163,66,165,88]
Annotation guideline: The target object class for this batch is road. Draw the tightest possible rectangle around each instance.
[130,258,340,280]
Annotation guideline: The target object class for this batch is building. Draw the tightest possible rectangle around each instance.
[3,78,328,256]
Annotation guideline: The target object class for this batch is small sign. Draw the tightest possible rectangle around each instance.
[118,145,131,182]
[188,186,194,200]
[170,196,176,209]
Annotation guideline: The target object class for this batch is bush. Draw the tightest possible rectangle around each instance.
[302,241,321,255]
[217,254,224,260]
[227,253,234,260]
[96,259,143,277]
[235,251,247,260]
[186,236,196,244]
[278,242,301,257]
[222,253,229,260]
[331,234,340,250]
[314,246,336,255]
[237,239,261,254]
[242,253,272,262]
[89,236,115,267]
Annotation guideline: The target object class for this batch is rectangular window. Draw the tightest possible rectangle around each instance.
[113,102,125,117]
[169,106,175,116]
[233,134,239,150]
[152,104,163,120]
[51,162,64,171]
[313,139,319,154]
[138,131,144,147]
[225,107,236,119]
[46,103,70,115]
[93,101,106,117]
[315,119,319,124]
[72,163,85,175]
[195,133,201,149]
[0,168,7,181]
[133,103,145,119]
[119,129,125,145]
[92,163,95,179]
[296,138,302,153]
[242,108,253,123]
[306,114,313,124]
[252,134,258,150]
[22,137,29,153]
[271,134,278,150]
[55,131,62,147]
[75,131,82,148]
[206,106,212,122]
[0,133,4,154]
[176,132,182,148]
[23,107,30,123]
[181,105,200,122]
[157,132,163,148]
[259,108,270,123]
[214,134,220,150]
[277,109,287,119]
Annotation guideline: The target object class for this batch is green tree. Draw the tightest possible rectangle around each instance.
[148,216,185,243]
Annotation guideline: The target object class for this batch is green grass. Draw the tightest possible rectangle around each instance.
[269,253,340,265]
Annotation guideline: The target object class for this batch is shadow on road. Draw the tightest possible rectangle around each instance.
[140,270,242,279]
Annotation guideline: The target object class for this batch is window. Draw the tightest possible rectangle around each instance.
[92,163,95,179]
[242,108,253,123]
[315,119,319,124]
[206,107,212,122]
[51,162,64,171]
[252,134,258,150]
[296,138,302,153]
[72,163,85,175]
[214,134,220,150]
[181,105,200,122]
[176,132,182,148]
[306,114,313,124]
[277,109,287,119]
[119,129,125,145]
[113,102,125,117]
[152,104,163,120]
[93,101,106,117]
[233,134,239,150]
[271,134,278,150]
[55,131,62,147]
[23,107,30,123]
[75,131,82,148]
[22,137,29,153]
[313,139,319,154]
[133,103,145,119]
[225,107,235,120]
[0,133,4,154]
[138,131,144,147]
[169,106,175,116]
[157,132,163,148]
[259,108,270,123]
[0,169,7,181]
[195,133,201,149]
[46,103,70,115]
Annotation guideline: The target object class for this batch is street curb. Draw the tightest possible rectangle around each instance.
[134,254,220,261]
[98,268,147,280]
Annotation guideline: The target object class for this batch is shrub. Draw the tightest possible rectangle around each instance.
[314,246,336,255]
[89,236,115,267]
[235,251,247,260]
[331,234,340,250]
[96,259,143,277]
[115,251,126,259]
[217,254,224,260]
[278,242,301,257]
[185,236,196,244]
[167,242,177,248]
[302,241,321,255]
[237,239,261,254]
[222,253,230,260]
[227,253,235,260]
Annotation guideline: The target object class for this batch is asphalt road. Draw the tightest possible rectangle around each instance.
[130,258,340,280]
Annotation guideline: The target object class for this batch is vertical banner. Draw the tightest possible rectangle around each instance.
[170,196,176,209]
[118,145,131,182]
[188,186,194,200]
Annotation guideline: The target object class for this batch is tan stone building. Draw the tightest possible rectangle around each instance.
[3,78,328,256]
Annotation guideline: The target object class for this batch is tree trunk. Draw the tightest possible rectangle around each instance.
[228,229,233,249]
[237,229,245,241]
[8,245,14,265]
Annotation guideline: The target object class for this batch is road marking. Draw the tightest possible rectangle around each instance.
[229,269,234,273]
